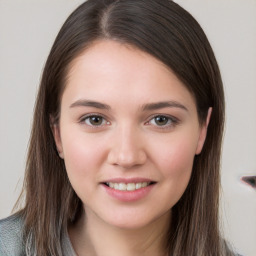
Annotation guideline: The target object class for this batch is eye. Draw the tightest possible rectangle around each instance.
[147,115,178,128]
[81,115,109,127]
[153,116,170,126]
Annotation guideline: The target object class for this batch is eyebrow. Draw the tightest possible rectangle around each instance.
[70,100,111,110]
[70,99,188,112]
[142,101,188,112]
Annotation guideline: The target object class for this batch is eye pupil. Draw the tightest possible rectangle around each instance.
[155,116,168,126]
[89,116,103,125]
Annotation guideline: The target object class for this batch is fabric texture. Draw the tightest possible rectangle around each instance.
[0,214,76,256]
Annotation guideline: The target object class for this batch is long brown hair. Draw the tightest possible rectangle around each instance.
[16,0,234,255]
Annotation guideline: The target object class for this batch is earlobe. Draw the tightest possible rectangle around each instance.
[50,118,64,159]
[195,107,212,155]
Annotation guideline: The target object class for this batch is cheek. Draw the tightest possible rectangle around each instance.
[60,128,106,180]
[151,134,197,203]
[60,130,109,202]
[165,146,194,193]
[155,135,197,175]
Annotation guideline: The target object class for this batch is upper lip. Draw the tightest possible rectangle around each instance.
[101,178,156,184]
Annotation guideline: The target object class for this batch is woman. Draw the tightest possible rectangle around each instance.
[0,0,238,255]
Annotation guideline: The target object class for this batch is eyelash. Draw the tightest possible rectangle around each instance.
[79,114,179,130]
[145,114,179,129]
[79,114,110,128]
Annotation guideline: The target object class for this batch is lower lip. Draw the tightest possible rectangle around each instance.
[102,184,155,202]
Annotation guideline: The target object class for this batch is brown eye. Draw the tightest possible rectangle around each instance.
[83,115,106,126]
[89,116,103,125]
[147,115,179,129]
[154,116,169,126]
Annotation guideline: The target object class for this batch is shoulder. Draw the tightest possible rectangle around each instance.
[0,213,25,255]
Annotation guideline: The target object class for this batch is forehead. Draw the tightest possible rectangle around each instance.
[63,40,196,111]
[67,40,171,84]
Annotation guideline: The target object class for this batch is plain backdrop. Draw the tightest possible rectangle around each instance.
[0,1,255,255]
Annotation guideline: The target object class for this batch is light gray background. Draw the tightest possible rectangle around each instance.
[0,1,255,255]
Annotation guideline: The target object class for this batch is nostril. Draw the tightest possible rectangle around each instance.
[107,148,147,168]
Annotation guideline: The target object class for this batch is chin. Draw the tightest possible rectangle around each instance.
[109,219,150,230]
[100,209,171,231]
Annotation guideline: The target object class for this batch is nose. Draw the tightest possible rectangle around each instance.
[107,125,147,169]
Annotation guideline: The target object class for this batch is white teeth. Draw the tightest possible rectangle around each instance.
[142,182,148,188]
[135,183,141,189]
[126,183,135,191]
[107,182,151,191]
[119,183,127,191]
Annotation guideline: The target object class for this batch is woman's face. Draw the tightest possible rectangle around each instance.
[53,40,209,229]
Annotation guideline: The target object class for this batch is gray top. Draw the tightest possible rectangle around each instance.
[0,214,243,256]
[0,214,76,256]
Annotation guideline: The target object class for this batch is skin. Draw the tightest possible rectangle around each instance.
[53,40,211,256]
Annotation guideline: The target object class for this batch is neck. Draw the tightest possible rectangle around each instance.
[69,208,171,256]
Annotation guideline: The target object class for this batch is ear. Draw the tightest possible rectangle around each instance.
[50,117,64,159]
[195,107,212,155]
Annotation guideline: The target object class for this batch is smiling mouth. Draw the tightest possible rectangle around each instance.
[103,182,156,191]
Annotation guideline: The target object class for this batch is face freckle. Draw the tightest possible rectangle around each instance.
[52,40,209,230]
